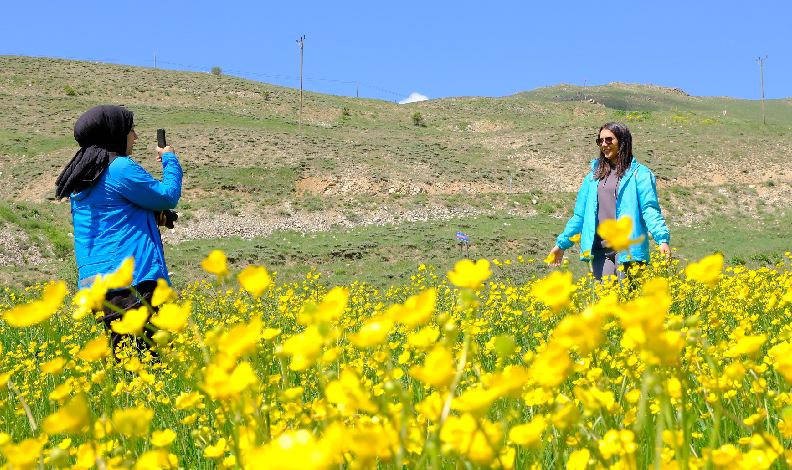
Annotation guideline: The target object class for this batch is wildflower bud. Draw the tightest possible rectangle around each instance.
[767,390,777,398]
[437,312,450,324]
[443,321,458,337]
[153,330,171,346]
[684,316,701,327]
[190,429,200,440]
[111,445,125,457]
[688,328,702,339]
[324,370,337,381]
[666,318,683,330]
[261,403,271,413]
[384,380,398,395]
[49,447,69,467]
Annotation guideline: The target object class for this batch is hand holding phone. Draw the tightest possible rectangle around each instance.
[155,128,174,162]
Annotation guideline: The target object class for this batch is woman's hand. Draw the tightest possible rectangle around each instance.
[547,245,564,267]
[156,145,174,163]
[659,242,671,258]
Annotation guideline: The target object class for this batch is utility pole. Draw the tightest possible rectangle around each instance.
[356,81,359,98]
[154,50,156,69]
[296,35,305,132]
[755,56,768,125]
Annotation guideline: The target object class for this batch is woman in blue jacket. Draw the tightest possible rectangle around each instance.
[547,122,670,280]
[56,105,182,351]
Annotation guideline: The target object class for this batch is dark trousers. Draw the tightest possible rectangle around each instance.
[99,280,159,355]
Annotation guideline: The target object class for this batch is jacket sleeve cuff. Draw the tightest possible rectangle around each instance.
[654,233,670,245]
[557,236,573,251]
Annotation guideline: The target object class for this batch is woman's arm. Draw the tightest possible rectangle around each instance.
[111,151,183,211]
[556,175,590,250]
[547,175,590,265]
[637,169,670,254]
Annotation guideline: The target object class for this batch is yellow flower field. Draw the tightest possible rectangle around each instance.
[1,246,792,470]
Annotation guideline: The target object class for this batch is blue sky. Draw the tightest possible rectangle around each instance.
[1,0,789,102]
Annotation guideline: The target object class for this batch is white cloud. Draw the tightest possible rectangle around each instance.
[399,92,429,104]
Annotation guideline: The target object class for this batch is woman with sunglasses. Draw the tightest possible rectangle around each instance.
[546,121,670,280]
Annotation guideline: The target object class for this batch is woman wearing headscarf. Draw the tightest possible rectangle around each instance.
[56,105,182,352]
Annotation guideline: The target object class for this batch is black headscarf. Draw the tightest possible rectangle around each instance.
[55,105,134,199]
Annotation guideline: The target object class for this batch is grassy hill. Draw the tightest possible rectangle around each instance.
[1,55,791,291]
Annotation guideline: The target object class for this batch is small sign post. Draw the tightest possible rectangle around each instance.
[456,232,469,259]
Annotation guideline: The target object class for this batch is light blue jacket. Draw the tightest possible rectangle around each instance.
[70,152,182,288]
[556,158,669,263]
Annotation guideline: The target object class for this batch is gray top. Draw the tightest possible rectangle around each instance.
[592,163,620,251]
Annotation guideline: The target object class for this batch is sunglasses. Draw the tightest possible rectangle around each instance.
[595,136,615,146]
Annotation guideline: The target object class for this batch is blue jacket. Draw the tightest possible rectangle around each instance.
[71,152,182,288]
[556,158,669,263]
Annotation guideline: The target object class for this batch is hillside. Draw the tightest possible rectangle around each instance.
[1,55,791,290]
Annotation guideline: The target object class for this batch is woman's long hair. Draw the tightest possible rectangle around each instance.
[594,121,633,180]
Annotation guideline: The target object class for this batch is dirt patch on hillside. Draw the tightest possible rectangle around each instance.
[0,223,47,266]
[296,177,504,196]
[465,120,505,133]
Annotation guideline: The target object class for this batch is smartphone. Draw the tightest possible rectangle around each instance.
[157,128,167,148]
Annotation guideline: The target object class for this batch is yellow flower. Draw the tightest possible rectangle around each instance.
[567,449,590,470]
[2,281,66,327]
[111,305,149,335]
[151,301,191,333]
[151,429,177,447]
[201,250,230,277]
[0,372,10,390]
[237,265,272,297]
[410,345,456,389]
[726,334,766,359]
[297,286,349,326]
[388,288,436,327]
[452,387,500,417]
[350,317,393,348]
[447,259,492,290]
[201,362,258,400]
[598,429,636,460]
[72,279,108,319]
[104,257,134,289]
[531,271,575,312]
[0,435,47,470]
[325,369,378,415]
[569,233,581,243]
[552,305,605,355]
[282,325,324,371]
[112,407,154,438]
[174,391,203,410]
[530,342,572,388]
[151,278,177,306]
[509,416,546,448]
[769,341,792,385]
[75,443,97,468]
[441,414,502,466]
[218,318,262,358]
[596,216,644,252]
[42,394,91,435]
[685,253,724,287]
[41,357,66,375]
[204,438,227,458]
[78,336,111,362]
[134,449,173,470]
[243,430,332,470]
